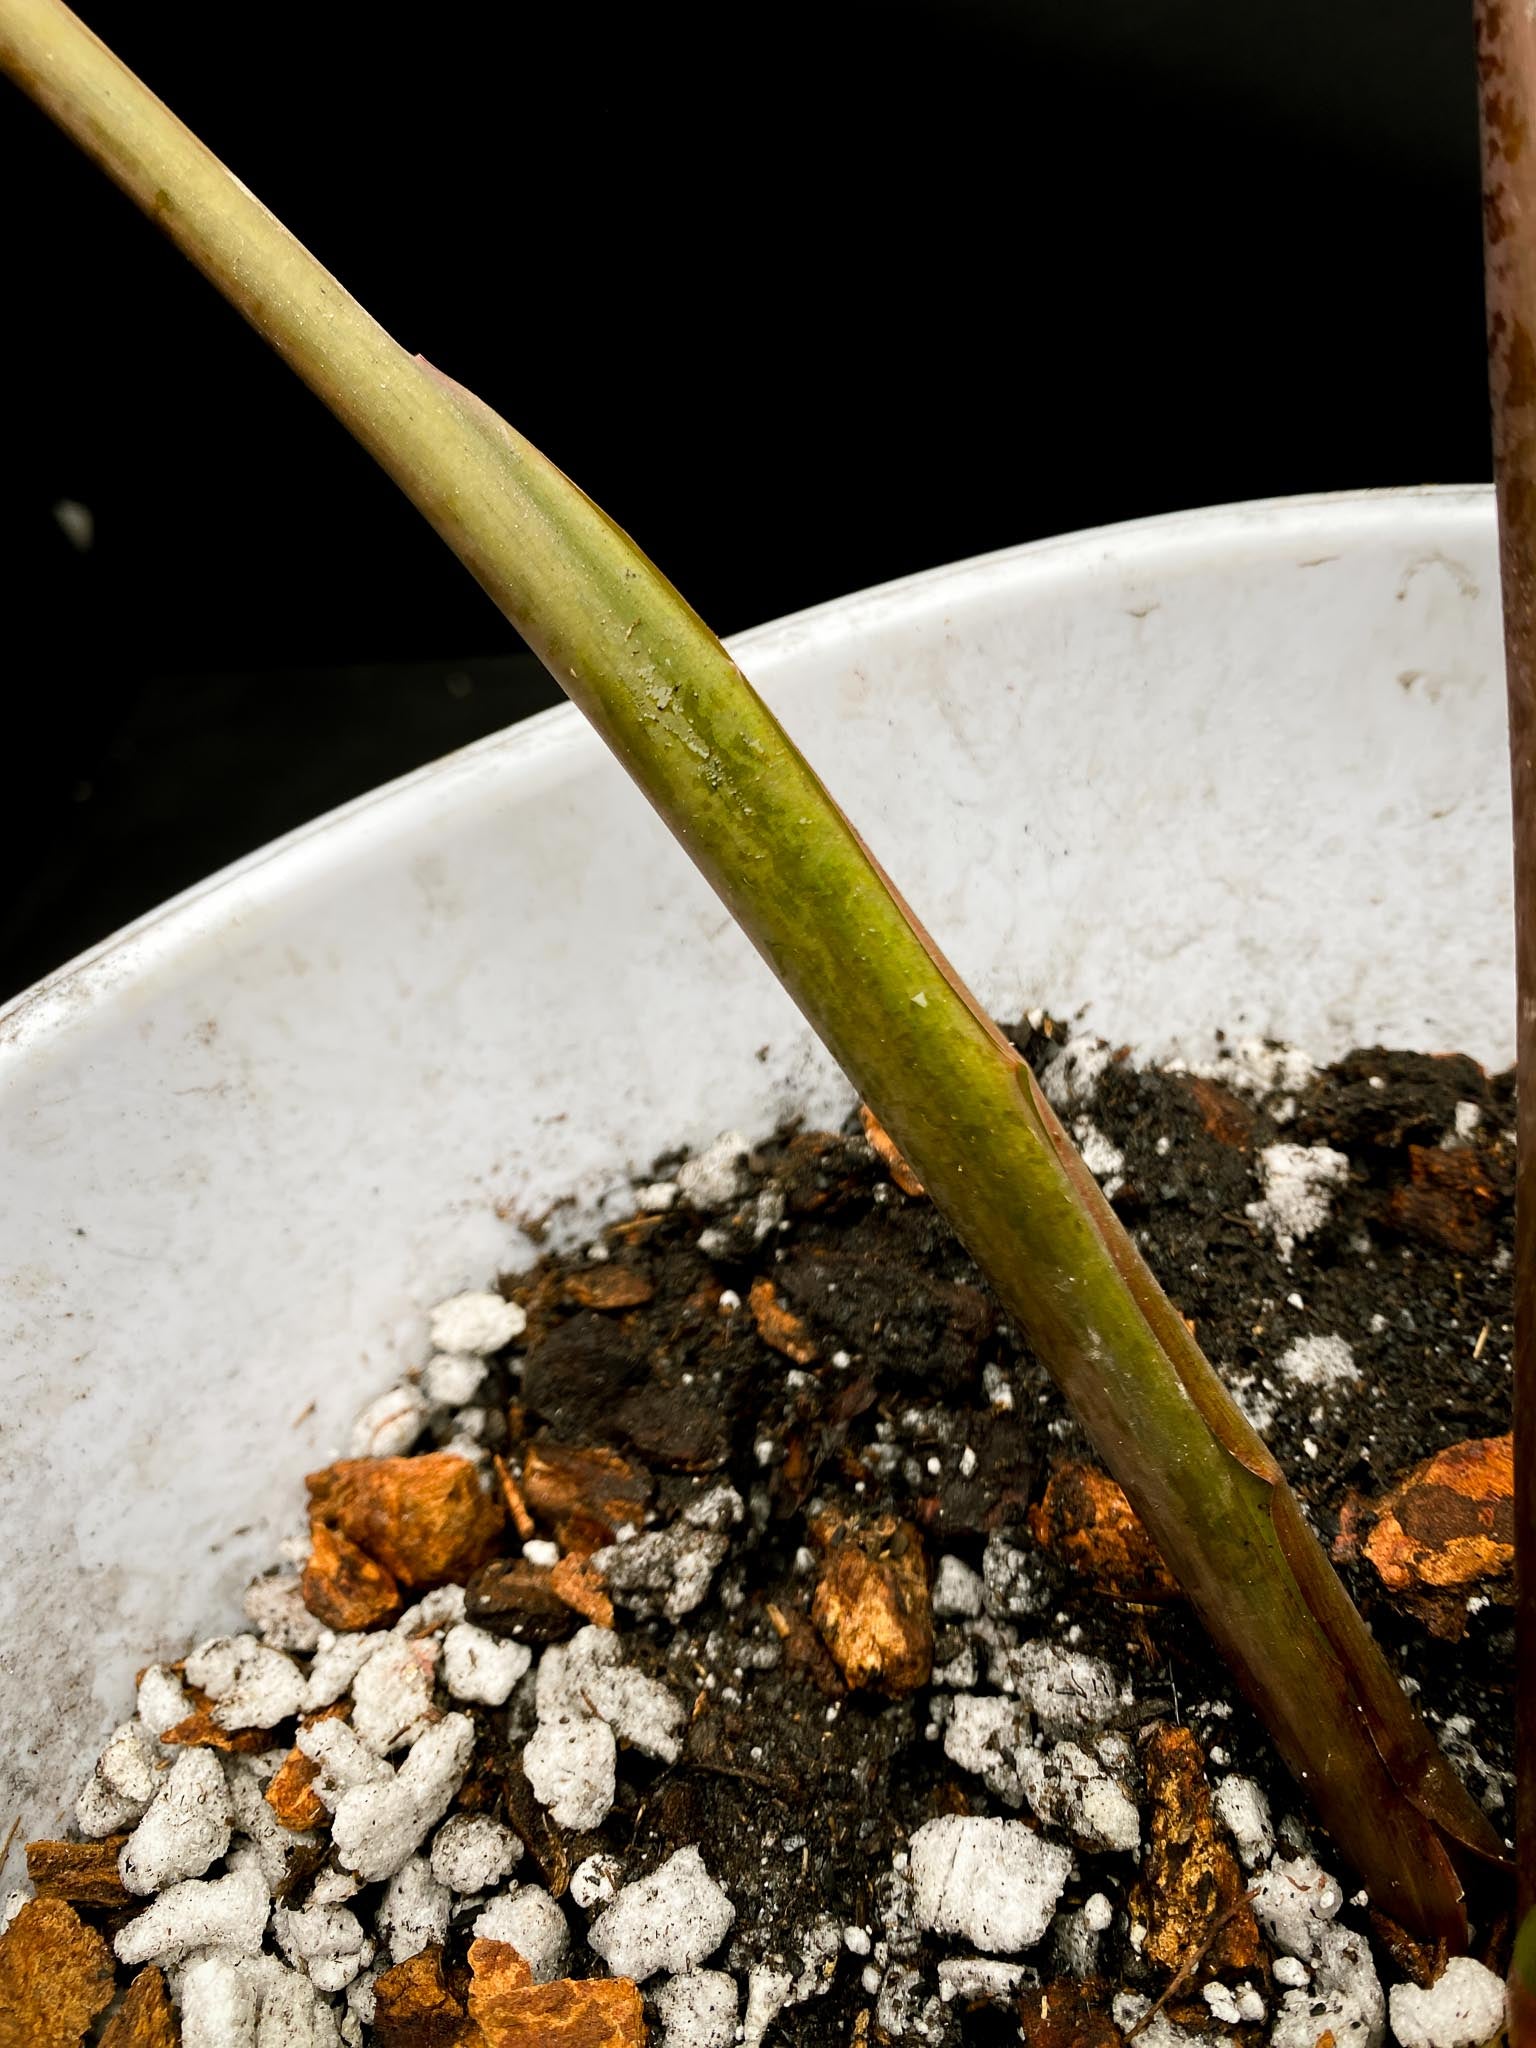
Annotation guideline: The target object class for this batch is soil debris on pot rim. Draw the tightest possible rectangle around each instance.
[5,1016,1517,2046]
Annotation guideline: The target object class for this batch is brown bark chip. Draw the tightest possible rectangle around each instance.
[748,1277,819,1365]
[0,1897,117,2048]
[466,1558,579,1642]
[521,1443,652,1552]
[302,1517,402,1630]
[809,1512,932,1694]
[1132,1725,1261,1978]
[25,1834,133,1909]
[1027,1460,1180,1602]
[1017,1981,1122,2048]
[1386,1145,1499,1256]
[100,1967,179,2048]
[306,1451,505,1588]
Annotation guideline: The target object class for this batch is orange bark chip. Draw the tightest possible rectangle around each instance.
[1132,1725,1260,1978]
[0,1898,116,2048]
[306,1451,505,1588]
[809,1512,932,1695]
[100,1966,179,2048]
[302,1518,402,1630]
[372,1945,476,2047]
[748,1277,819,1366]
[468,1941,645,2047]
[1028,1460,1180,1602]
[550,1553,615,1629]
[466,1939,534,2033]
[1340,1433,1515,1638]
[858,1103,925,1197]
[160,1698,272,1754]
[266,1747,328,1832]
[563,1265,656,1311]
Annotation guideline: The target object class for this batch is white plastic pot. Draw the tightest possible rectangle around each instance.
[0,485,1512,1877]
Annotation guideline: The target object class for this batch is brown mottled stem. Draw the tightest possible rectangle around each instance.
[0,0,1508,1938]
[1475,0,1536,1938]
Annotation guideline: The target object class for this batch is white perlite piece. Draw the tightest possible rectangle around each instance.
[350,1634,438,1753]
[588,1846,736,1982]
[119,1748,233,1894]
[1017,1738,1140,1854]
[429,1289,526,1355]
[228,1755,317,1890]
[1246,1143,1350,1262]
[302,1632,377,1713]
[942,1695,1033,1805]
[1272,1921,1383,2048]
[1389,1957,1507,2048]
[422,1351,487,1407]
[349,1385,429,1459]
[1252,1852,1345,1958]
[244,1570,326,1653]
[907,1815,1072,1952]
[1074,1120,1125,1199]
[330,1713,475,1882]
[473,1885,570,1981]
[932,1555,985,1619]
[1041,1035,1114,1110]
[1277,1333,1360,1389]
[741,1969,793,2048]
[994,1638,1125,1738]
[430,1811,522,1893]
[677,1132,752,1211]
[592,1485,742,1622]
[524,1712,617,1830]
[297,1718,394,1811]
[115,1861,270,1966]
[570,1852,623,1911]
[938,1957,1029,2003]
[185,1634,307,1730]
[255,1964,346,2048]
[179,1955,258,2048]
[76,1720,162,1836]
[181,1953,344,2048]
[536,1625,687,1762]
[377,1854,452,1963]
[653,1969,739,2048]
[441,1621,531,1705]
[1211,1774,1274,1868]
[275,1900,375,1992]
[394,1584,466,1638]
[137,1663,192,1737]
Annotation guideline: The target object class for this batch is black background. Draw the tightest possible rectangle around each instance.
[0,0,1492,999]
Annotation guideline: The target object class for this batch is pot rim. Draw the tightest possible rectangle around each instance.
[0,482,1491,1062]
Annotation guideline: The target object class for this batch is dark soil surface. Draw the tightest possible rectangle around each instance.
[24,1022,1517,2046]
[479,1020,1516,2041]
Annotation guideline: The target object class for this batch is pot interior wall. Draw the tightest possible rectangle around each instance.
[0,487,1510,1874]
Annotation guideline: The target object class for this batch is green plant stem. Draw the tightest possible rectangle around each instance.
[0,0,1507,1941]
[1475,0,1536,1954]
